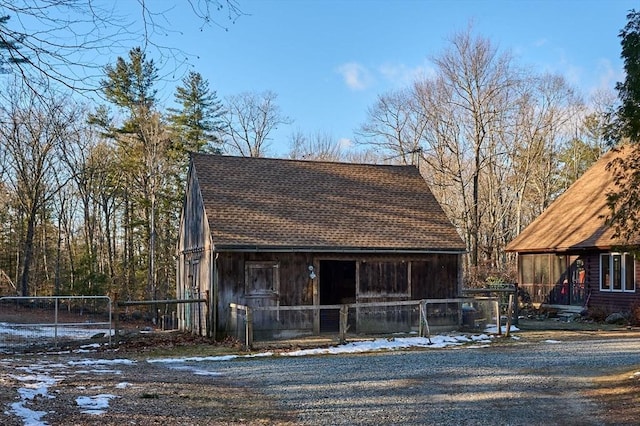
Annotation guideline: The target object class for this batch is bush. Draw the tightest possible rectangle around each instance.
[586,306,608,322]
[629,301,640,326]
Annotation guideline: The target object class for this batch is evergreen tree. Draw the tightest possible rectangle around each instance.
[99,47,165,302]
[167,71,224,156]
[101,47,158,134]
[611,9,640,142]
[606,9,640,243]
[0,15,29,74]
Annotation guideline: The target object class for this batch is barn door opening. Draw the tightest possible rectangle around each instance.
[319,260,356,332]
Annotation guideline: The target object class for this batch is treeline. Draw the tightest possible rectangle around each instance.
[353,30,612,284]
[0,29,616,299]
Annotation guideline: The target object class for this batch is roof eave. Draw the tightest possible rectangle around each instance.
[213,245,467,255]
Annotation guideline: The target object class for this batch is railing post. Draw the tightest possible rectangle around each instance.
[418,300,424,337]
[494,300,501,335]
[230,303,237,336]
[421,301,431,339]
[339,304,349,344]
[505,294,514,338]
[205,290,211,338]
[513,284,519,325]
[245,306,253,350]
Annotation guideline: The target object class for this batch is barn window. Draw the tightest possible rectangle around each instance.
[245,261,280,295]
[600,253,635,292]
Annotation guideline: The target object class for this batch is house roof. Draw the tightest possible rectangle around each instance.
[506,145,636,253]
[190,154,466,253]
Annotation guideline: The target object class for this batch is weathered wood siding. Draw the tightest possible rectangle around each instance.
[176,166,212,336]
[411,254,460,299]
[215,251,461,338]
[359,261,409,299]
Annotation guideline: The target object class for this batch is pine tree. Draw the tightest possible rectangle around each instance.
[167,71,224,156]
[101,47,158,131]
[612,9,640,142]
[605,9,640,243]
[0,15,29,74]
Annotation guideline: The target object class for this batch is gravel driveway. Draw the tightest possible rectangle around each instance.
[2,333,639,425]
[173,337,640,425]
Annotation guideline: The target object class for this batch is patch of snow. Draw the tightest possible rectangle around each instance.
[484,325,520,334]
[147,352,274,364]
[544,339,562,344]
[67,358,136,366]
[7,372,60,425]
[76,394,117,415]
[168,365,223,376]
[7,401,49,426]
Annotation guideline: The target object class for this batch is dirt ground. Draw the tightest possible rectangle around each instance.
[1,319,639,425]
[516,318,640,425]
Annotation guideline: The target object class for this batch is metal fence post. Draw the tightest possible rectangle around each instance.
[113,292,120,340]
[54,297,59,348]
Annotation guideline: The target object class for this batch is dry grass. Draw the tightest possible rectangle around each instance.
[588,369,640,425]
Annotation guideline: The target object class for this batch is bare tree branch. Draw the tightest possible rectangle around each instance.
[0,1,245,94]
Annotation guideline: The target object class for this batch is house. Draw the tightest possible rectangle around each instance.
[176,154,466,339]
[506,145,640,315]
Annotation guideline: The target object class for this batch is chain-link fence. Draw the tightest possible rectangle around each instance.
[0,296,112,353]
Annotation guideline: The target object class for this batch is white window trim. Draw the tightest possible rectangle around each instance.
[600,253,636,293]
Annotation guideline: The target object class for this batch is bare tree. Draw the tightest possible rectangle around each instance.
[0,1,244,93]
[356,26,589,282]
[426,29,520,268]
[288,130,343,161]
[355,88,427,164]
[0,81,77,295]
[222,91,292,157]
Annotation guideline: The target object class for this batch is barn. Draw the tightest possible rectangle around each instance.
[506,145,640,316]
[176,154,466,339]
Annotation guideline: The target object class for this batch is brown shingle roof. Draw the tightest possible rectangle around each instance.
[506,146,633,253]
[191,154,466,252]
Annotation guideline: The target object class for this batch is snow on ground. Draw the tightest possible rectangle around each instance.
[2,325,519,425]
[2,357,130,425]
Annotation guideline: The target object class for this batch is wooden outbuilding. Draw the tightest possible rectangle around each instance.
[506,145,640,315]
[176,154,466,338]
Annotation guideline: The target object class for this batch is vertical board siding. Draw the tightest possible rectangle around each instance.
[411,254,459,299]
[359,261,409,297]
[212,252,461,336]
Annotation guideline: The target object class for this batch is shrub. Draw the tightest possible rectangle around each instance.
[629,301,640,326]
[586,306,608,322]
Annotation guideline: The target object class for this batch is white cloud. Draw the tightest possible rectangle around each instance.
[594,58,621,92]
[533,38,548,48]
[336,62,374,90]
[379,61,436,86]
[337,137,353,150]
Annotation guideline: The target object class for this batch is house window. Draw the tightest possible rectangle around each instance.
[245,261,280,295]
[600,253,635,292]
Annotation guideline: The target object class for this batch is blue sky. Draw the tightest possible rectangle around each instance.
[132,0,636,156]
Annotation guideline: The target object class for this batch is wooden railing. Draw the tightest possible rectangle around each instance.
[229,298,502,350]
